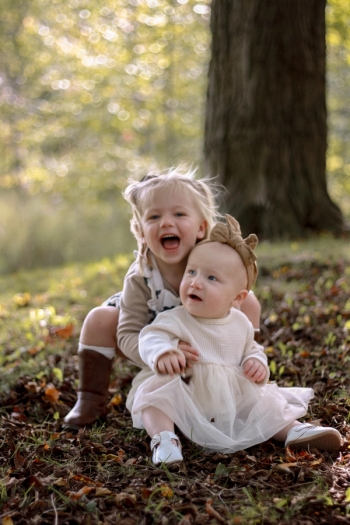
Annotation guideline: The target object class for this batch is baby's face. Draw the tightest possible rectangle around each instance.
[180,242,247,319]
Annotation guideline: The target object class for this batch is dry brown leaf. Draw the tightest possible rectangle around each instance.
[110,393,123,406]
[3,517,15,525]
[160,483,173,498]
[50,323,74,338]
[14,449,26,469]
[95,487,112,496]
[53,477,68,487]
[141,487,153,499]
[115,492,137,508]
[205,499,226,523]
[104,449,126,463]
[44,383,61,403]
[67,486,94,500]
[178,515,192,525]
[70,473,102,486]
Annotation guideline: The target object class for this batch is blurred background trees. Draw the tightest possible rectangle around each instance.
[0,0,349,273]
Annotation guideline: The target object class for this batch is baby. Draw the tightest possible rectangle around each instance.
[127,215,342,464]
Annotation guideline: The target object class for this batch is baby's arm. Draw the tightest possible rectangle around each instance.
[139,312,187,375]
[241,320,269,385]
[243,358,267,383]
[157,351,187,376]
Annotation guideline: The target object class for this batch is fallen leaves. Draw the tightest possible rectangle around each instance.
[205,499,226,522]
[44,383,61,403]
[1,258,350,524]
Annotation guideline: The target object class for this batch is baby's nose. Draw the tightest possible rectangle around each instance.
[190,278,202,289]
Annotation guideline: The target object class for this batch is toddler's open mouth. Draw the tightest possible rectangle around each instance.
[161,235,180,249]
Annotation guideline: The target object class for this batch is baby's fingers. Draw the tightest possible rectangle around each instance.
[244,360,266,382]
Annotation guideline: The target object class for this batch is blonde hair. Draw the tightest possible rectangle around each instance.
[123,166,222,268]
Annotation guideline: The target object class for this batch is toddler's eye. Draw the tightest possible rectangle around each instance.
[148,214,160,220]
[175,212,185,217]
[208,275,217,281]
[188,269,196,275]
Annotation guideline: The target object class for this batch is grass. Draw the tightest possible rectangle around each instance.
[0,237,350,524]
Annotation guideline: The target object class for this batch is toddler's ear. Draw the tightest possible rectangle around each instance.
[197,219,208,240]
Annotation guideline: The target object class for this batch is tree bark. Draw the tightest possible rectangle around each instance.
[204,0,344,238]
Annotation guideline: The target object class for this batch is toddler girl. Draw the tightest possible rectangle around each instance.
[129,215,342,464]
[63,168,261,429]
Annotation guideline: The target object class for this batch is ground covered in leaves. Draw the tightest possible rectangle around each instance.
[1,246,350,524]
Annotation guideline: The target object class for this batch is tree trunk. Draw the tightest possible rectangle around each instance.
[204,0,344,238]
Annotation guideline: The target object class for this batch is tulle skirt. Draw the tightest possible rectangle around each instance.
[131,364,314,453]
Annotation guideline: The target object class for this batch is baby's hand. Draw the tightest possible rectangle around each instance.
[243,358,266,383]
[178,340,199,368]
[157,351,187,376]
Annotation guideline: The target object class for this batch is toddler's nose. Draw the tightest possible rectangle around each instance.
[160,214,174,227]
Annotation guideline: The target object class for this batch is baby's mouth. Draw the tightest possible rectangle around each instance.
[161,235,180,249]
[189,294,202,301]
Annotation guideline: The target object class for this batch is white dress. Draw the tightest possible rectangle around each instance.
[130,306,314,453]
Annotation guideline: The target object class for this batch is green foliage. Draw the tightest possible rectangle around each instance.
[0,189,134,273]
[0,0,210,201]
[0,0,350,272]
[0,239,350,523]
[326,0,350,217]
[0,253,131,390]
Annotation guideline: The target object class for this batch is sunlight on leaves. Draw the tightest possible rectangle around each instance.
[160,483,173,498]
[109,393,123,406]
[269,360,277,375]
[52,367,63,382]
[2,517,15,525]
[12,293,31,307]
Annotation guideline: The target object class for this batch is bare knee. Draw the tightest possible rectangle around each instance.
[80,306,119,347]
[240,293,261,329]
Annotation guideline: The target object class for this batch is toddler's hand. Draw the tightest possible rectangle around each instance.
[157,351,187,376]
[178,340,199,368]
[243,358,266,383]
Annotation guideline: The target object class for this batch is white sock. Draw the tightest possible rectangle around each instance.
[78,343,115,360]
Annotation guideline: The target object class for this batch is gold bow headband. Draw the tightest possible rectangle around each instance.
[204,214,258,290]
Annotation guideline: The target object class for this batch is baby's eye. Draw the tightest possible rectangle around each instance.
[175,212,186,217]
[208,275,217,281]
[148,214,160,220]
[188,269,196,276]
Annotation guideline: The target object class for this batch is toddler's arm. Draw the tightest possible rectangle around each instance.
[178,340,199,368]
[117,267,155,368]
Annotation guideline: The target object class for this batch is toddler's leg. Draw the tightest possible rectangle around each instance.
[142,406,183,465]
[240,292,261,337]
[63,306,120,430]
[273,421,342,451]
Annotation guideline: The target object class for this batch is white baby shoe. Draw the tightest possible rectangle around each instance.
[150,431,183,465]
[285,423,342,451]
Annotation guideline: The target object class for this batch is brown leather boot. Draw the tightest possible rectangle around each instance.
[63,349,113,430]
